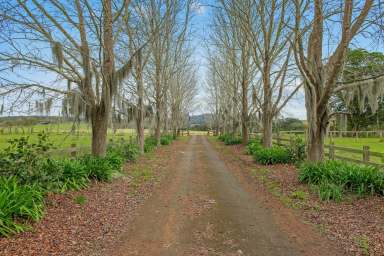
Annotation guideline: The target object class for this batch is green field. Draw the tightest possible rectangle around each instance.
[326,137,384,153]
[0,122,140,156]
[277,132,384,165]
[278,133,384,153]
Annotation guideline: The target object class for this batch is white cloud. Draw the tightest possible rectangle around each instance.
[191,2,206,15]
[281,100,307,120]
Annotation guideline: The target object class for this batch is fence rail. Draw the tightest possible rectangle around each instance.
[271,135,384,168]
[277,130,384,138]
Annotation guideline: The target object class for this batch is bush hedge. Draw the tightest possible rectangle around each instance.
[144,137,157,153]
[218,133,242,145]
[299,160,384,200]
[286,136,306,162]
[160,135,174,145]
[0,133,156,236]
[107,140,139,162]
[0,177,44,236]
[246,140,262,155]
[253,146,293,165]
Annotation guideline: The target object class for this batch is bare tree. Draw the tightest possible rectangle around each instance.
[0,0,142,156]
[245,0,301,148]
[292,0,375,161]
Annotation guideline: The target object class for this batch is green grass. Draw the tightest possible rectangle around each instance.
[326,137,384,153]
[0,122,147,157]
[278,133,384,164]
[129,167,155,188]
[74,195,87,205]
[0,177,44,236]
[279,133,384,153]
[290,190,309,201]
[355,235,370,255]
[299,160,384,201]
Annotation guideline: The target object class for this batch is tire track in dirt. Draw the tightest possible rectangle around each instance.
[108,136,342,256]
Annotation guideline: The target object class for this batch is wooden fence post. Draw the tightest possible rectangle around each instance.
[363,146,370,163]
[129,136,133,144]
[187,130,190,136]
[329,143,335,160]
[276,134,281,145]
[289,136,294,147]
[70,143,77,158]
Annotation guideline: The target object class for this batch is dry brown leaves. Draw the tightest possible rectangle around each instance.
[215,141,384,256]
[0,141,184,256]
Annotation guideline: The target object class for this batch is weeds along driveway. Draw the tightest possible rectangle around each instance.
[106,136,342,256]
[0,135,345,256]
[0,138,186,256]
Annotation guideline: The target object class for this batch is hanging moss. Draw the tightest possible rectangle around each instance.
[342,75,384,114]
[51,41,64,69]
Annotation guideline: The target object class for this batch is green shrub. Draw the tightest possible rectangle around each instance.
[218,133,242,145]
[224,136,242,145]
[0,133,54,185]
[217,134,229,142]
[79,154,120,182]
[299,160,384,200]
[316,182,343,201]
[253,146,293,165]
[74,195,87,205]
[0,177,44,236]
[144,137,157,153]
[247,137,261,145]
[287,136,306,162]
[246,141,262,155]
[0,134,91,191]
[107,141,139,162]
[59,159,90,190]
[290,190,309,201]
[160,135,174,145]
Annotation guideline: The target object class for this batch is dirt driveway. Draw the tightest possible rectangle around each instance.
[104,136,343,256]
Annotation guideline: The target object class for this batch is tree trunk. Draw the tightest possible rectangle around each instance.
[91,105,109,156]
[136,85,144,150]
[135,50,145,154]
[154,61,162,145]
[304,80,330,161]
[241,81,249,145]
[91,0,113,157]
[262,63,273,148]
[173,128,177,138]
[136,109,145,154]
[307,128,325,162]
[262,112,273,148]
[155,99,161,146]
[306,108,329,162]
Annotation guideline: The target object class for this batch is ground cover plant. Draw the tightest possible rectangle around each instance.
[160,135,175,145]
[253,146,293,165]
[218,133,242,145]
[0,133,146,236]
[299,160,384,201]
[246,139,294,165]
[278,133,384,164]
[0,177,44,237]
[144,137,157,153]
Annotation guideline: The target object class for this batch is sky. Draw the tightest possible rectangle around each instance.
[189,0,384,120]
[2,0,383,120]
[188,1,310,119]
